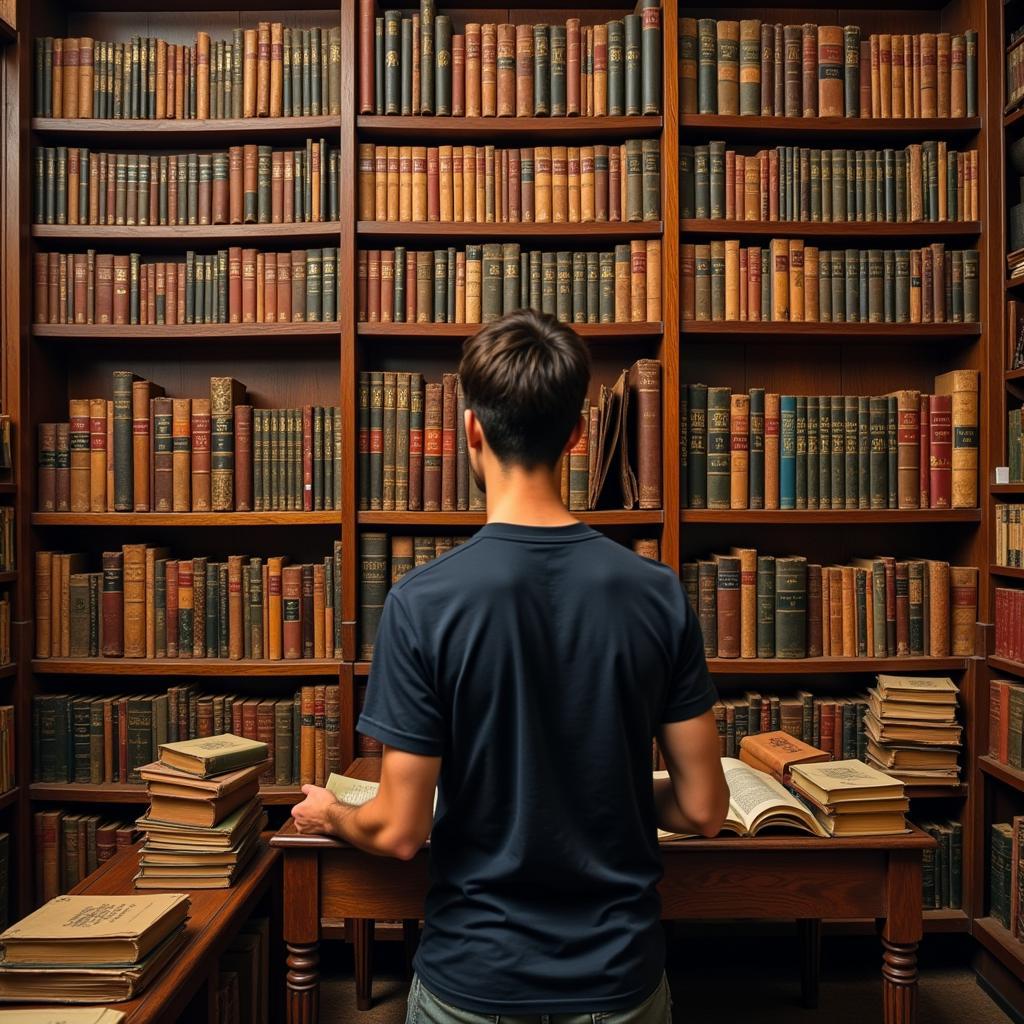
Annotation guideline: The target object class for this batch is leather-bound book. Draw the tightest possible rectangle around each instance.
[101,551,124,657]
[358,0,375,112]
[481,22,497,116]
[211,376,246,511]
[920,33,937,118]
[926,559,949,657]
[737,18,760,116]
[170,397,191,513]
[783,24,801,117]
[408,373,424,511]
[151,396,173,513]
[729,391,749,509]
[775,556,807,659]
[756,555,775,658]
[927,392,952,509]
[714,554,741,659]
[807,564,823,657]
[592,23,607,117]
[716,20,739,116]
[37,423,57,513]
[728,547,757,658]
[54,423,70,511]
[818,25,844,116]
[566,18,581,115]
[88,397,106,513]
[496,23,515,116]
[934,369,978,509]
[628,359,661,509]
[440,373,458,512]
[122,543,147,658]
[112,254,130,325]
[950,34,966,118]
[678,17,697,115]
[640,1,661,114]
[893,389,920,509]
[452,32,465,116]
[63,37,79,122]
[435,15,452,116]
[950,565,977,656]
[357,534,387,661]
[465,23,481,116]
[234,403,253,512]
[190,398,212,512]
[423,382,443,511]
[68,398,90,513]
[420,0,436,114]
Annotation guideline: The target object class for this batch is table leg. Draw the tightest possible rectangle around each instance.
[284,850,321,1024]
[354,918,375,1011]
[881,850,923,1024]
[403,919,419,981]
[797,918,820,1009]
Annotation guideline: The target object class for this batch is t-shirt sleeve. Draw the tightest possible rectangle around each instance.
[357,590,445,757]
[662,598,719,724]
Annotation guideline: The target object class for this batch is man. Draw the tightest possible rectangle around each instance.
[292,310,729,1023]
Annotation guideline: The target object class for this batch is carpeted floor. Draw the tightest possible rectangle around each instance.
[319,933,1013,1023]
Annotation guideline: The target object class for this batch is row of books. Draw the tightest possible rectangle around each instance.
[32,812,139,901]
[680,143,978,224]
[358,361,661,513]
[34,544,344,661]
[0,707,12,797]
[990,820,1024,936]
[33,248,340,326]
[682,373,980,511]
[359,2,663,117]
[38,390,341,514]
[33,141,340,227]
[918,819,964,910]
[987,679,1024,770]
[33,26,342,120]
[1009,300,1024,371]
[682,552,976,660]
[679,19,978,119]
[358,141,661,225]
[359,241,663,325]
[1007,30,1024,116]
[995,590,1024,666]
[681,242,979,325]
[135,736,268,890]
[995,505,1024,568]
[32,686,344,788]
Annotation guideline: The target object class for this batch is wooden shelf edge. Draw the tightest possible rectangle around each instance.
[990,565,1024,580]
[358,220,662,240]
[980,756,1024,794]
[988,656,1024,679]
[681,219,982,238]
[356,114,662,140]
[973,918,1024,974]
[681,114,981,136]
[682,322,982,337]
[31,658,342,677]
[357,322,663,338]
[681,509,981,524]
[31,512,340,527]
[357,510,664,526]
[32,222,342,243]
[29,783,301,805]
[0,788,19,812]
[31,116,341,138]
[32,323,340,341]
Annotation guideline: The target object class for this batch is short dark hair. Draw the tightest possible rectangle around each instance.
[459,310,591,469]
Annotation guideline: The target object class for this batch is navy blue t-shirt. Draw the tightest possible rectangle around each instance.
[358,522,717,1015]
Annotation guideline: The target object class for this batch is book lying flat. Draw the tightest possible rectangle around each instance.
[738,731,831,784]
[876,674,959,704]
[657,759,828,840]
[790,759,905,805]
[134,840,260,890]
[810,807,910,837]
[139,760,270,799]
[868,691,958,722]
[0,1008,126,1023]
[0,926,186,1003]
[139,827,262,870]
[147,782,259,828]
[158,734,268,778]
[865,712,963,746]
[0,894,189,966]
[137,800,264,847]
[866,740,960,769]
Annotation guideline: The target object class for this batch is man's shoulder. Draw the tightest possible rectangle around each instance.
[390,534,486,596]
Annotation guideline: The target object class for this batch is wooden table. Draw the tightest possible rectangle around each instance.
[10,837,282,1024]
[272,759,933,1024]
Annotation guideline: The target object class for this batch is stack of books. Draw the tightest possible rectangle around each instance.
[864,675,962,787]
[789,760,910,837]
[0,893,188,1002]
[134,735,268,890]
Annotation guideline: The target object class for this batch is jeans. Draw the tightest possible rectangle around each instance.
[405,972,672,1024]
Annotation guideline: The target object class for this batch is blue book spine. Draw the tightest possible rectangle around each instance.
[780,395,796,510]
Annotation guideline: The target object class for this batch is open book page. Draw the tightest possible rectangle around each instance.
[723,758,827,836]
[326,774,379,806]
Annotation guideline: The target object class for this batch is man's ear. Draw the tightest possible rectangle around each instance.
[562,415,584,456]
[465,408,483,450]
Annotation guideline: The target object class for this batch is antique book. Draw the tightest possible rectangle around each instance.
[158,734,267,778]
[790,758,905,805]
[738,730,831,785]
[657,759,827,839]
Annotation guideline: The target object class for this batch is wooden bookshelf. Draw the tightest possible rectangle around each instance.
[357,221,663,242]
[356,114,662,142]
[32,221,343,246]
[680,219,982,240]
[681,509,982,524]
[30,115,340,143]
[31,511,340,527]
[680,114,981,141]
[357,322,664,339]
[29,782,302,805]
[33,323,341,342]
[681,322,982,338]
[31,657,342,677]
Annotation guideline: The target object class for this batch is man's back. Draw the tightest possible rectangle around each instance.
[359,521,716,1015]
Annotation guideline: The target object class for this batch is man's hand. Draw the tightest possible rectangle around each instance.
[291,784,351,835]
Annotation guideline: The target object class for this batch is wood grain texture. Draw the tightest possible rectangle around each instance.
[358,221,663,241]
[32,656,342,676]
[681,114,980,140]
[682,509,981,524]
[978,755,1024,794]
[33,222,343,246]
[682,219,982,239]
[30,782,303,804]
[32,511,340,526]
[34,323,340,342]
[357,510,664,526]
[682,322,982,338]
[357,115,662,141]
[31,116,340,143]
[358,322,663,338]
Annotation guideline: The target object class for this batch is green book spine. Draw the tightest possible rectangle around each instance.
[843,26,860,116]
[706,386,731,510]
[857,395,870,510]
[756,555,775,658]
[829,395,844,509]
[586,253,599,324]
[624,15,642,116]
[908,561,925,655]
[482,243,502,321]
[309,27,322,116]
[368,373,383,510]
[694,145,710,219]
[709,141,725,220]
[598,252,614,323]
[503,243,521,316]
[306,249,322,322]
[640,2,661,114]
[624,139,643,222]
[400,18,413,115]
[887,395,898,508]
[420,0,436,114]
[697,560,717,658]
[843,395,858,509]
[746,389,765,509]
[950,821,963,909]
[854,568,868,656]
[313,407,325,511]
[795,395,807,510]
[435,15,452,116]
[384,11,401,114]
[606,20,623,116]
[534,24,551,116]
[679,145,695,219]
[869,396,888,510]
[687,383,708,509]
[780,395,796,510]
[358,532,388,659]
[871,562,886,657]
[571,251,585,323]
[774,556,807,659]
[806,395,819,510]
[556,251,572,323]
[809,150,821,221]
[963,250,979,322]
[817,395,831,509]
[432,250,447,323]
[550,25,567,115]
[322,247,337,322]
[111,370,135,511]
[126,697,152,783]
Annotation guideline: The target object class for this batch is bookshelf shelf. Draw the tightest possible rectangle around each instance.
[979,756,1024,794]
[357,510,663,526]
[30,116,341,144]
[32,222,343,246]
[987,656,1024,678]
[0,663,16,680]
[705,656,970,675]
[357,322,663,339]
[990,566,1024,580]
[905,784,968,799]
[0,788,18,812]
[356,115,662,142]
[973,917,1024,973]
[28,782,302,805]
[680,114,981,141]
[681,509,982,525]
[1005,368,1024,381]
[921,908,971,932]
[991,484,1024,495]
[32,323,340,342]
[681,322,982,339]
[680,219,982,240]
[1005,278,1024,290]
[31,511,340,527]
[357,221,662,242]
[31,658,341,677]
[1006,106,1024,129]
[0,572,17,583]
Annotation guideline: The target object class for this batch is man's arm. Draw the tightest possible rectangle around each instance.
[655,710,729,838]
[291,745,440,860]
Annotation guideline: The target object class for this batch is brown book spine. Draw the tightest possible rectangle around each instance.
[171,397,191,512]
[950,565,977,656]
[441,373,458,511]
[359,0,375,112]
[634,359,662,509]
[88,397,106,512]
[122,543,146,658]
[190,398,212,511]
[282,564,302,659]
[927,560,950,656]
[496,24,516,117]
[423,382,443,511]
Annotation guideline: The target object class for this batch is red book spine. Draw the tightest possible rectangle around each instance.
[927,393,952,509]
[165,561,179,658]
[427,147,440,222]
[918,394,930,509]
[303,405,314,512]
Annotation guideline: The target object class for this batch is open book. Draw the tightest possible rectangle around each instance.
[656,758,828,840]
[326,773,439,814]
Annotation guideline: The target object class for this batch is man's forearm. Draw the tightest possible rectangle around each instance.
[325,797,423,859]
[653,776,725,837]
